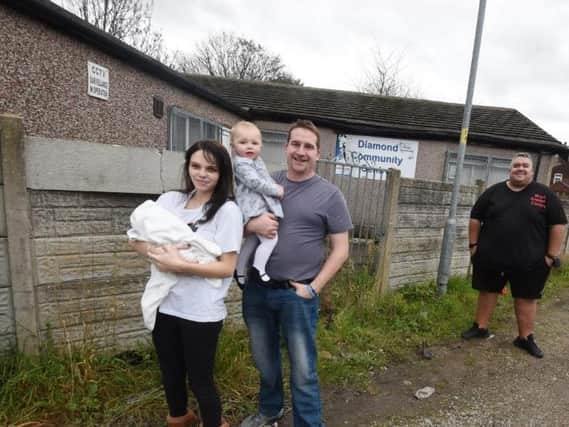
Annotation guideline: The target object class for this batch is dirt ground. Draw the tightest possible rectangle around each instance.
[278,287,569,427]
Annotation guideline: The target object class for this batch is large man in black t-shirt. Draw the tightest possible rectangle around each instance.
[461,152,567,358]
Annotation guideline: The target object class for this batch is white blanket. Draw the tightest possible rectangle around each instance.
[127,200,222,330]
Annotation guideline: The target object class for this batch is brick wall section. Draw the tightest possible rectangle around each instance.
[389,179,479,289]
[0,4,241,148]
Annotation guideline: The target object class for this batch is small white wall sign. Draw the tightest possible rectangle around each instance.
[87,61,109,100]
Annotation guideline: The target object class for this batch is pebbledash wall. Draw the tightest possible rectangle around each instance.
[0,3,241,148]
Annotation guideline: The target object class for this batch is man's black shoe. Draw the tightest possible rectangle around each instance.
[513,334,544,358]
[461,322,490,340]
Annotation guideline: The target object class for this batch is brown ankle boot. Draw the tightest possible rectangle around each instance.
[167,409,199,427]
[199,417,229,427]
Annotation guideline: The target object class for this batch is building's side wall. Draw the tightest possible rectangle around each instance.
[416,139,555,184]
[0,4,241,148]
[389,178,479,289]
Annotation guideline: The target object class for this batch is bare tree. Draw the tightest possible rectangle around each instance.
[358,49,419,98]
[175,32,302,85]
[58,0,169,62]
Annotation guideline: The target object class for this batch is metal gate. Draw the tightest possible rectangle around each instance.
[316,159,391,269]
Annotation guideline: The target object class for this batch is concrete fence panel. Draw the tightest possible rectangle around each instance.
[389,178,479,290]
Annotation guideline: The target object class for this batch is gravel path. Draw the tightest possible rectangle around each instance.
[280,288,569,426]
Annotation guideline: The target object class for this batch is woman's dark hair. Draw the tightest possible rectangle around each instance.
[183,140,234,224]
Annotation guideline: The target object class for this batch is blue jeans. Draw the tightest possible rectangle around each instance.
[242,278,322,427]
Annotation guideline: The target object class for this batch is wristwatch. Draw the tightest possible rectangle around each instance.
[305,283,318,298]
[545,254,561,268]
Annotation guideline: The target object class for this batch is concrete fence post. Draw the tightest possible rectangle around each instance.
[375,168,401,295]
[0,114,39,354]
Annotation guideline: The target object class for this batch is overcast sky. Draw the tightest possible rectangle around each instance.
[153,0,568,143]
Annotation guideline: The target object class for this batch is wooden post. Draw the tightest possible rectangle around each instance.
[375,168,401,295]
[0,114,39,354]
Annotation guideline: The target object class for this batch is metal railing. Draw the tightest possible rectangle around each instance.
[316,159,391,269]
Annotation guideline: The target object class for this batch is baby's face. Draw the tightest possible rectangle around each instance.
[232,126,262,159]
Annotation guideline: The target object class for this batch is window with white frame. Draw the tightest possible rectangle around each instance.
[168,106,225,151]
[261,130,288,171]
[553,173,563,184]
[444,152,511,186]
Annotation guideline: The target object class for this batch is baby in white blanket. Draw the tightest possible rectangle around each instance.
[127,200,222,330]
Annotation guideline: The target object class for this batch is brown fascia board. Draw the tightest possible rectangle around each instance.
[249,109,569,158]
[4,0,247,118]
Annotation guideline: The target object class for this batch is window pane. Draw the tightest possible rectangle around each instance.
[172,113,186,152]
[188,117,201,146]
[167,108,223,151]
[445,153,492,186]
[203,122,220,141]
[261,131,287,171]
[470,163,487,184]
[488,158,510,185]
[221,127,231,150]
[446,163,457,182]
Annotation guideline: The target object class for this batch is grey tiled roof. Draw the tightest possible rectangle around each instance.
[185,74,567,154]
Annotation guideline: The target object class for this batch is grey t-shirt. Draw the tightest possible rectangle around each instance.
[266,171,353,281]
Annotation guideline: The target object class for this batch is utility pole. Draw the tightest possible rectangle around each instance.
[437,0,487,295]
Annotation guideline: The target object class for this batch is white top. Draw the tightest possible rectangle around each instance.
[127,200,224,330]
[155,191,243,322]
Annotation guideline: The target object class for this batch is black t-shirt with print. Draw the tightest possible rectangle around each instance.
[471,181,567,272]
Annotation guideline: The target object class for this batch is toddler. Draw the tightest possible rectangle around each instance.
[232,121,284,284]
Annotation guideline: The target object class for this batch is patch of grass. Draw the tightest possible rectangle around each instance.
[1,264,568,425]
[0,331,257,426]
[317,263,569,386]
[0,341,164,426]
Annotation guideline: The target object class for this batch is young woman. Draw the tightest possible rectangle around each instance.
[129,140,243,427]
